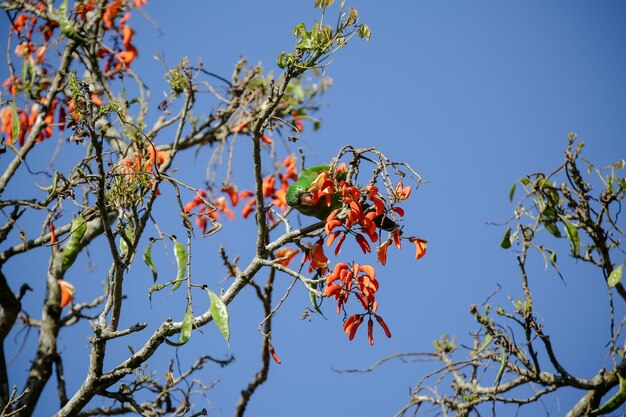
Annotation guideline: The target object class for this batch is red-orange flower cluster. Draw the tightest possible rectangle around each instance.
[325,262,378,314]
[239,154,299,222]
[183,189,238,234]
[0,98,62,146]
[322,262,392,345]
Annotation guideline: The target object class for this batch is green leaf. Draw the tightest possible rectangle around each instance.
[520,177,531,186]
[143,240,158,282]
[165,303,193,346]
[277,52,288,69]
[544,221,562,238]
[294,23,314,50]
[500,227,512,249]
[508,182,516,202]
[477,334,493,354]
[608,264,624,288]
[560,216,580,257]
[314,0,335,8]
[207,288,230,344]
[11,102,19,143]
[172,240,186,291]
[358,24,371,41]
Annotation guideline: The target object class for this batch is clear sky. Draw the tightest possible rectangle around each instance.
[3,1,626,416]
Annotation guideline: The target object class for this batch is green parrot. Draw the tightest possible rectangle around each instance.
[286,165,399,231]
[286,165,343,220]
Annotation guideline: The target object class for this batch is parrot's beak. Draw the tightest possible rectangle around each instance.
[299,192,317,206]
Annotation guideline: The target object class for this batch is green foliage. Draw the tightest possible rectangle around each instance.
[500,227,512,249]
[433,334,456,354]
[277,3,369,73]
[166,58,191,97]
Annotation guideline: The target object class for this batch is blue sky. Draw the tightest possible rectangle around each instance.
[3,1,626,416]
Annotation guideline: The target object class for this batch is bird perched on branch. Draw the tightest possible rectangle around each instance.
[286,165,398,231]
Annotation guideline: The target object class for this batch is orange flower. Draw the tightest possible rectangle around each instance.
[183,189,206,213]
[57,280,75,308]
[233,120,249,134]
[119,12,131,28]
[0,107,28,146]
[392,206,405,217]
[355,233,371,254]
[91,93,104,106]
[283,154,298,180]
[375,314,392,338]
[377,240,391,266]
[241,198,256,219]
[343,314,364,341]
[272,189,287,211]
[116,47,138,69]
[307,171,335,207]
[262,175,276,198]
[12,14,29,33]
[325,263,378,315]
[268,343,281,364]
[291,110,303,132]
[240,190,254,200]
[133,0,148,7]
[395,181,412,200]
[221,185,239,207]
[2,76,20,95]
[391,228,402,250]
[275,247,299,267]
[307,239,328,274]
[103,0,123,29]
[214,196,235,221]
[122,25,134,48]
[76,0,96,19]
[365,185,385,216]
[367,318,374,345]
[261,134,273,144]
[146,145,169,169]
[49,223,57,245]
[68,98,81,121]
[409,237,427,260]
[36,45,47,64]
[15,41,34,58]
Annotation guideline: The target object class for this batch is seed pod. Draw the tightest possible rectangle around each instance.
[172,240,186,291]
[62,215,87,272]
